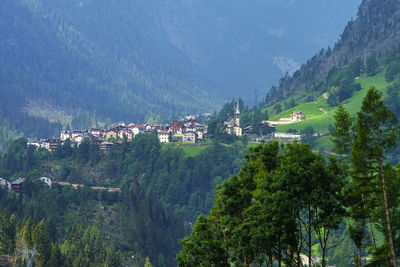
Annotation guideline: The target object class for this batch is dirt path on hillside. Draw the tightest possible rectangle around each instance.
[319,107,328,114]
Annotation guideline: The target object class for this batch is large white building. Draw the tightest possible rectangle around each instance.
[273,132,301,140]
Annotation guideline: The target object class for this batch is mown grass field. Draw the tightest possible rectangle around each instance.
[162,143,210,157]
[270,73,388,133]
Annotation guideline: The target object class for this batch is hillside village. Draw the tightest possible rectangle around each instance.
[24,102,328,153]
[27,118,208,152]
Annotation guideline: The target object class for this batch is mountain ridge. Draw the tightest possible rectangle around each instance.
[266,0,400,104]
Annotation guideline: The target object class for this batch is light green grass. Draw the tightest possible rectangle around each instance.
[162,143,209,157]
[273,73,388,133]
[312,243,321,258]
[179,145,209,157]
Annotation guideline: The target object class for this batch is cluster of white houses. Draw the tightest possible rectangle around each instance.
[26,104,315,152]
[28,119,208,152]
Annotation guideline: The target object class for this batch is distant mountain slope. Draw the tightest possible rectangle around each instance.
[0,0,360,140]
[266,0,400,104]
[0,0,224,127]
[158,0,361,104]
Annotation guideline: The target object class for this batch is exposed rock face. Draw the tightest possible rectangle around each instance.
[266,0,400,104]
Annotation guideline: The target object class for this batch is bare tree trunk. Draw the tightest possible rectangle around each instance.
[269,253,273,267]
[380,159,397,267]
[308,205,312,267]
[357,245,361,267]
[322,236,327,267]
[278,240,282,267]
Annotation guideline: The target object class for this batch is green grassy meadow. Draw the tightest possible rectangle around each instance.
[162,143,210,157]
[270,73,388,133]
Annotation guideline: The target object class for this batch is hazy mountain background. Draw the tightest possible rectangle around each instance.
[0,0,361,141]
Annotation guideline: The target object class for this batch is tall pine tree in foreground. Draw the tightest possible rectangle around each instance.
[353,87,399,266]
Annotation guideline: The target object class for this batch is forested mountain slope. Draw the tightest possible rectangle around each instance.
[266,0,400,104]
[0,0,222,127]
[0,0,360,141]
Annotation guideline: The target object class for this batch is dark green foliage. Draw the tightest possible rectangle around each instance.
[384,82,400,118]
[177,215,229,267]
[48,243,64,267]
[0,131,246,266]
[348,58,364,78]
[347,219,365,267]
[326,64,363,107]
[0,209,15,255]
[8,218,122,267]
[61,225,121,267]
[300,126,316,144]
[331,105,353,156]
[273,104,282,114]
[365,54,379,76]
[351,87,399,265]
[178,142,347,266]
[385,61,400,82]
[0,137,38,174]
[32,219,52,265]
[239,107,270,136]
[331,88,400,265]
[207,101,240,142]
[71,110,97,130]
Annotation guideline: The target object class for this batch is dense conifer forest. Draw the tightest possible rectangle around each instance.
[0,132,246,266]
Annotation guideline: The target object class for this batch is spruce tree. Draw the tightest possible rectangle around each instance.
[353,87,399,266]
[32,220,51,266]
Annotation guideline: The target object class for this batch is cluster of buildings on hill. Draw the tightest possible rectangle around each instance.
[28,119,208,152]
[25,101,313,151]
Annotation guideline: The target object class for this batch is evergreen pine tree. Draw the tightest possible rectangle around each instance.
[32,220,51,266]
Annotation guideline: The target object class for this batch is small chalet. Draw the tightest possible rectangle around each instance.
[11,178,25,193]
[169,121,185,135]
[89,128,105,137]
[106,129,118,140]
[290,111,306,121]
[183,119,205,132]
[100,142,114,152]
[41,139,61,151]
[71,130,87,140]
[117,128,134,140]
